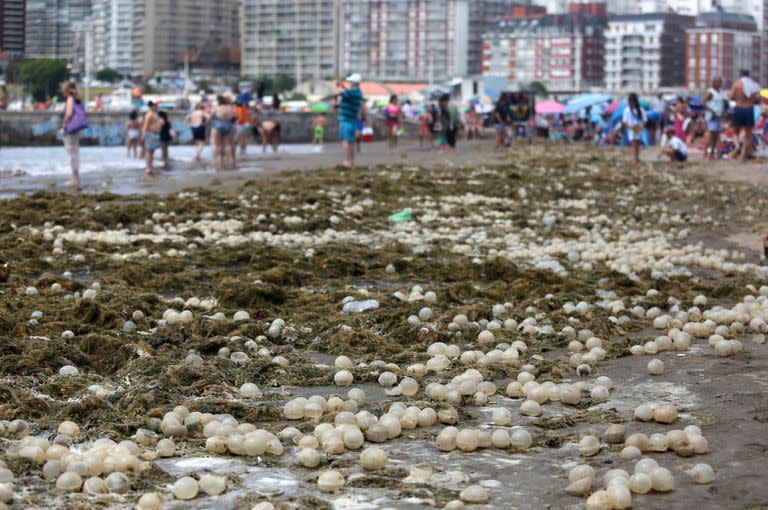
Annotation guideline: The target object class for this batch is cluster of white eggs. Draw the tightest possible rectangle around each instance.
[620,425,709,459]
[171,474,227,500]
[567,456,685,509]
[393,285,438,304]
[0,419,175,503]
[436,426,533,452]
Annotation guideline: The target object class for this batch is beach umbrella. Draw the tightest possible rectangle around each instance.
[604,102,620,114]
[761,89,768,99]
[535,99,566,114]
[564,93,612,114]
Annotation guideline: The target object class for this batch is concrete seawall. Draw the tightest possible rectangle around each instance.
[0,111,420,146]
[0,111,343,146]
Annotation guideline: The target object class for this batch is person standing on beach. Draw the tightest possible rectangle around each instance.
[384,94,403,154]
[125,110,141,159]
[703,77,725,160]
[313,114,326,144]
[729,70,761,162]
[210,95,237,169]
[337,73,364,167]
[234,100,251,159]
[185,103,209,163]
[60,81,87,187]
[158,110,173,168]
[438,94,460,153]
[622,93,646,164]
[141,101,164,175]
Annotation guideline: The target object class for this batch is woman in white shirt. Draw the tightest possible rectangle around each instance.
[621,93,647,163]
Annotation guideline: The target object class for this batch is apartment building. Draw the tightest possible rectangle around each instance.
[605,13,694,92]
[685,12,761,89]
[240,0,340,80]
[482,4,607,91]
[338,0,521,82]
[0,0,25,59]
[25,0,91,59]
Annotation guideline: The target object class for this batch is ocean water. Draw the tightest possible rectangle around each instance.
[0,144,323,177]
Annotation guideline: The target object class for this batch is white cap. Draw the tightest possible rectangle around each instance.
[345,73,362,84]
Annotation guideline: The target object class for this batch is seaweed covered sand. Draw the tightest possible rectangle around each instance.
[1,145,768,509]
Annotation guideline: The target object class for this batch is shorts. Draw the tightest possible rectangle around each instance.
[235,124,250,142]
[674,150,687,162]
[340,120,357,142]
[314,125,325,139]
[731,107,755,129]
[494,123,506,132]
[707,117,722,133]
[145,132,161,152]
[384,119,399,129]
[191,125,206,141]
[356,119,364,132]
[127,129,140,140]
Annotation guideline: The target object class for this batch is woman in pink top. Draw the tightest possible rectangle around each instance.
[673,98,687,140]
[384,94,403,154]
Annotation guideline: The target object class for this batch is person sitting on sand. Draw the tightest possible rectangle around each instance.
[141,101,164,175]
[658,126,688,162]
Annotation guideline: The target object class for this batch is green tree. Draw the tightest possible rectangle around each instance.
[17,58,69,101]
[530,81,549,98]
[95,67,121,83]
[286,92,307,101]
[273,74,296,94]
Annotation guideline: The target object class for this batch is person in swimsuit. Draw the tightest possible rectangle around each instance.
[125,110,141,159]
[185,102,209,163]
[418,107,433,149]
[141,101,165,175]
[729,69,761,162]
[158,110,172,168]
[384,94,402,154]
[465,103,482,140]
[234,100,251,159]
[260,120,281,153]
[210,95,237,169]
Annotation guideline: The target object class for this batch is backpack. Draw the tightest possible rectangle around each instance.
[65,101,89,134]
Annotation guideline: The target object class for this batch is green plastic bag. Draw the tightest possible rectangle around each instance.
[388,209,413,223]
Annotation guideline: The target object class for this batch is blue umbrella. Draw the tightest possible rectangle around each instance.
[565,93,612,114]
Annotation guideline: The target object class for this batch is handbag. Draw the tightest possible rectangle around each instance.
[65,101,89,134]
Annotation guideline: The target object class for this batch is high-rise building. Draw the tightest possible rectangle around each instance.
[87,0,139,76]
[84,0,239,79]
[0,0,25,59]
[25,0,91,60]
[338,0,521,82]
[685,12,761,89]
[605,13,695,91]
[240,0,340,80]
[482,3,607,91]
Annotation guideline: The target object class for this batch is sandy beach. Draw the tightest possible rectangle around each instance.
[1,140,768,509]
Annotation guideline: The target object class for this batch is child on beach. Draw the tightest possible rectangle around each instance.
[313,115,326,145]
[125,110,141,159]
[658,126,688,162]
[418,108,433,149]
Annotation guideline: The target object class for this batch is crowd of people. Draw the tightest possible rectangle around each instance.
[535,71,764,164]
[53,70,765,186]
[120,95,283,174]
